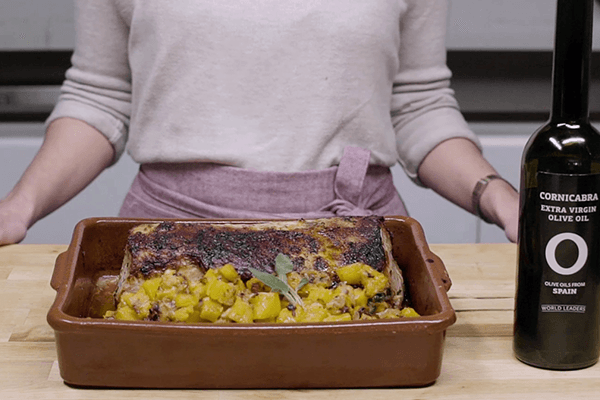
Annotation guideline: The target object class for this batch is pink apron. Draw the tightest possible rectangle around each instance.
[118,146,408,219]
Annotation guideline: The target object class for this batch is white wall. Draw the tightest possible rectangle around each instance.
[446,0,600,50]
[1,0,600,51]
[0,0,75,50]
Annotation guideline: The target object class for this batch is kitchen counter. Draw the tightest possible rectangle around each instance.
[1,243,599,399]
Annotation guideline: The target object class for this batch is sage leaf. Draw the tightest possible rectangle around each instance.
[247,253,305,307]
[275,253,294,279]
[247,267,289,294]
[297,278,309,291]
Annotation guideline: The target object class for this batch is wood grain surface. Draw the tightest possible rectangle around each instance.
[1,243,599,399]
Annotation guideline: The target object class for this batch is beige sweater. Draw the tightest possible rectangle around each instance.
[47,0,479,181]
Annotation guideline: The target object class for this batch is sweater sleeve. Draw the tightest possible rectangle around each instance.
[45,0,132,164]
[391,0,481,184]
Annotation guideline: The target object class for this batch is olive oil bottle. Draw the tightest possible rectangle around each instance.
[513,0,600,370]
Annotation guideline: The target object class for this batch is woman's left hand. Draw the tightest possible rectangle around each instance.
[417,138,520,243]
[479,179,519,243]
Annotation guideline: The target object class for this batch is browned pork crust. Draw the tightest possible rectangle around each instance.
[124,216,390,280]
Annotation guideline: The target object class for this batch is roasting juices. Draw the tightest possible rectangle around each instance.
[514,0,600,370]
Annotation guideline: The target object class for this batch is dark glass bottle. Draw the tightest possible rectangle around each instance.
[514,0,600,370]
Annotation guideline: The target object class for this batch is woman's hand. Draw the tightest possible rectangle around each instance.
[478,177,520,243]
[0,117,115,246]
[0,196,31,245]
[417,138,520,243]
[504,215,519,243]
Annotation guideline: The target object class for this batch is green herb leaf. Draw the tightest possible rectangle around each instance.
[297,278,309,291]
[275,253,294,279]
[247,253,304,306]
[247,267,290,294]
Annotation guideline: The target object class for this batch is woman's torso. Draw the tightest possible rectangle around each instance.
[116,0,408,171]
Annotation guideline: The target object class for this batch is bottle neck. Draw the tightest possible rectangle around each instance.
[550,0,594,124]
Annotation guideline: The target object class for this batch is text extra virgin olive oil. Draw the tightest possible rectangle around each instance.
[514,0,600,370]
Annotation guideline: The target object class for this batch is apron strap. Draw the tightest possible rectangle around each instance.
[320,146,374,216]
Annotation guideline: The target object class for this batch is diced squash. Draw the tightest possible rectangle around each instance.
[207,279,236,306]
[306,285,335,306]
[331,284,354,309]
[160,269,183,289]
[203,268,219,283]
[326,295,347,314]
[400,307,420,318]
[218,263,239,282]
[362,269,388,298]
[335,263,366,285]
[115,305,138,321]
[358,313,375,320]
[276,308,297,323]
[175,293,199,308]
[297,303,330,322]
[189,282,207,299]
[141,277,162,300]
[235,279,246,293]
[251,292,281,320]
[122,289,151,319]
[186,310,202,323]
[199,298,224,322]
[352,287,368,308]
[173,305,194,322]
[371,302,389,314]
[324,313,352,322]
[336,263,389,298]
[224,298,254,323]
[156,286,178,301]
[303,270,333,287]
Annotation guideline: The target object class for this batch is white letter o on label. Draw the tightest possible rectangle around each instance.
[545,232,588,276]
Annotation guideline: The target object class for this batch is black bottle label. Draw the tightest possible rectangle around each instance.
[536,172,599,313]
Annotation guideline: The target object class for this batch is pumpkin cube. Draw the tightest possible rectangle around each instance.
[323,313,352,322]
[173,305,195,322]
[362,268,388,298]
[251,292,282,320]
[400,307,420,318]
[276,308,297,323]
[175,293,200,308]
[202,268,219,283]
[115,305,138,321]
[218,263,239,282]
[224,298,254,323]
[199,298,224,322]
[141,277,162,301]
[189,282,207,299]
[298,303,330,322]
[335,263,366,285]
[207,279,236,306]
[306,285,334,306]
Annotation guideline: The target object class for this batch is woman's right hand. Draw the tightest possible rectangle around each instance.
[0,195,32,245]
[0,118,115,246]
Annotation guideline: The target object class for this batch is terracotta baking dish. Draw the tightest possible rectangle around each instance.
[47,216,456,389]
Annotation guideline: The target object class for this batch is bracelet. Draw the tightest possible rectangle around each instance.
[471,174,515,224]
